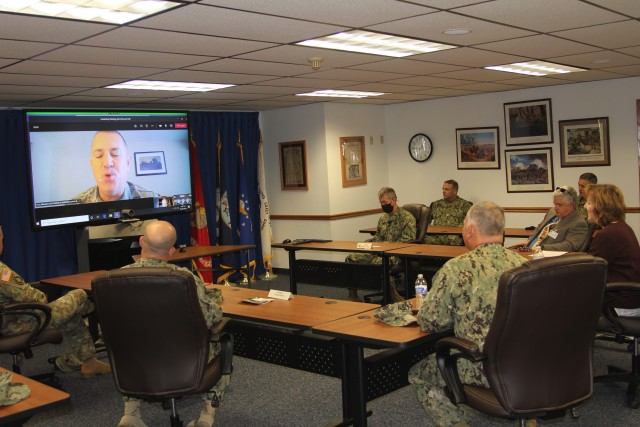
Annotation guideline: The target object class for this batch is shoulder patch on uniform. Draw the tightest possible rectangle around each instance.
[1,269,12,283]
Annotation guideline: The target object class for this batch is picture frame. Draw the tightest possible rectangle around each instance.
[455,127,500,169]
[505,148,554,193]
[504,98,553,145]
[340,136,367,187]
[278,140,308,190]
[559,117,610,167]
[134,151,167,176]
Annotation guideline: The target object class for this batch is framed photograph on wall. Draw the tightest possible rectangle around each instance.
[455,127,500,169]
[559,117,610,167]
[504,98,553,145]
[505,148,554,193]
[340,136,367,187]
[278,140,308,190]
[134,151,167,176]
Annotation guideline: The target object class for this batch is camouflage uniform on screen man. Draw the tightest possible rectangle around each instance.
[424,197,472,246]
[408,243,526,426]
[122,258,228,401]
[74,182,156,203]
[0,261,96,370]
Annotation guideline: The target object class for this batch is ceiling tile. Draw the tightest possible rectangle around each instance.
[0,14,114,43]
[0,40,63,59]
[347,59,468,74]
[455,0,627,32]
[476,35,600,59]
[366,11,535,45]
[132,4,346,44]
[235,45,388,68]
[78,28,276,57]
[200,0,436,26]
[295,68,411,82]
[146,70,276,85]
[586,0,640,18]
[186,59,311,76]
[1,61,168,79]
[411,47,527,67]
[553,20,640,49]
[0,73,115,88]
[550,50,640,69]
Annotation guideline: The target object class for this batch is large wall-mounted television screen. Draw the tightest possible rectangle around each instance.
[24,110,193,230]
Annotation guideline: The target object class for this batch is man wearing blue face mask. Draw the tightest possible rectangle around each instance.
[345,187,416,302]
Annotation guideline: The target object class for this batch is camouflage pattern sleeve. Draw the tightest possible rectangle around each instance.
[0,262,47,305]
[376,207,416,243]
[424,198,472,245]
[399,208,417,242]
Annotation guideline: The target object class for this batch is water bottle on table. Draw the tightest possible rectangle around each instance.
[414,274,428,310]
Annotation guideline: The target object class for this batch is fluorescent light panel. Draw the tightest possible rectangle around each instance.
[296,90,385,99]
[485,61,587,76]
[297,30,456,58]
[106,80,235,92]
[0,1,181,24]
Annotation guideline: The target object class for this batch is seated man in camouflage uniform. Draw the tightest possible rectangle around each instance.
[577,172,597,220]
[118,220,227,427]
[409,202,526,427]
[74,130,157,203]
[424,179,472,246]
[345,187,416,302]
[0,226,110,378]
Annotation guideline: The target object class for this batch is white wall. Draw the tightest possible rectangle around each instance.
[261,76,640,267]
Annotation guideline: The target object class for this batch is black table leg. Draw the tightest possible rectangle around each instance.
[381,255,390,305]
[288,249,298,294]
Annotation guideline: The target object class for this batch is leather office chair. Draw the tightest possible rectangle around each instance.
[0,302,63,382]
[436,255,607,425]
[577,221,598,252]
[401,203,431,243]
[92,267,233,427]
[594,282,640,408]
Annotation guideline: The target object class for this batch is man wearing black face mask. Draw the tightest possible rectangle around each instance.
[345,187,416,302]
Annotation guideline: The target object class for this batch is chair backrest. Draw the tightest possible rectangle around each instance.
[577,221,598,252]
[92,267,210,399]
[402,203,431,242]
[483,254,607,414]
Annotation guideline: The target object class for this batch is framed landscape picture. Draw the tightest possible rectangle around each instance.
[455,127,500,169]
[505,148,554,193]
[559,117,610,167]
[504,98,553,145]
[134,151,167,176]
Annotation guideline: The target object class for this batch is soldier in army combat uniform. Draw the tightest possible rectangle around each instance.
[0,226,111,378]
[424,180,472,246]
[345,187,416,302]
[117,220,227,427]
[74,130,157,203]
[409,202,526,427]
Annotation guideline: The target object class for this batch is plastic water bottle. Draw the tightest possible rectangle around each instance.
[415,274,428,310]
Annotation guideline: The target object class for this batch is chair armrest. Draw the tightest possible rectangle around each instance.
[208,317,231,339]
[208,317,233,375]
[435,336,486,405]
[0,302,53,343]
[601,282,640,333]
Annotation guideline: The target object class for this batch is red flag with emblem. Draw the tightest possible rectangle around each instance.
[189,137,213,283]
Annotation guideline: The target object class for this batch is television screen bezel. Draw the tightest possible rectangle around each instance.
[23,109,195,231]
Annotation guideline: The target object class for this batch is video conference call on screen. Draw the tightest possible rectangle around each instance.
[25,111,194,230]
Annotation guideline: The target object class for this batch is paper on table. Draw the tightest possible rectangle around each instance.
[541,250,567,257]
[242,297,273,305]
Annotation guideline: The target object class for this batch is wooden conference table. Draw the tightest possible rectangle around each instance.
[272,240,416,304]
[0,367,69,427]
[360,225,534,238]
[211,285,443,427]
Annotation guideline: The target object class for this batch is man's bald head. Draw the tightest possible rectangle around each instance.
[139,221,177,260]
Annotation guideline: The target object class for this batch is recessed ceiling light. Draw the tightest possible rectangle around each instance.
[106,80,235,92]
[443,28,471,35]
[485,61,587,76]
[0,0,182,24]
[296,90,385,99]
[296,30,456,58]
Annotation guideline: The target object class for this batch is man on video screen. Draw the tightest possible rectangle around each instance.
[74,131,157,203]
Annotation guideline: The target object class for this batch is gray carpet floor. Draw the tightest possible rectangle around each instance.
[2,273,639,426]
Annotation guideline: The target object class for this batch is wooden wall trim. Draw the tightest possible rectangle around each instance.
[271,207,640,221]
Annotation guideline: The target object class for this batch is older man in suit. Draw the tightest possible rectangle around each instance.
[513,185,588,252]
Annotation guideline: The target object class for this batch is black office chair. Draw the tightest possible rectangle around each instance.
[436,255,607,425]
[578,221,598,252]
[594,282,640,408]
[92,267,233,427]
[0,302,63,383]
